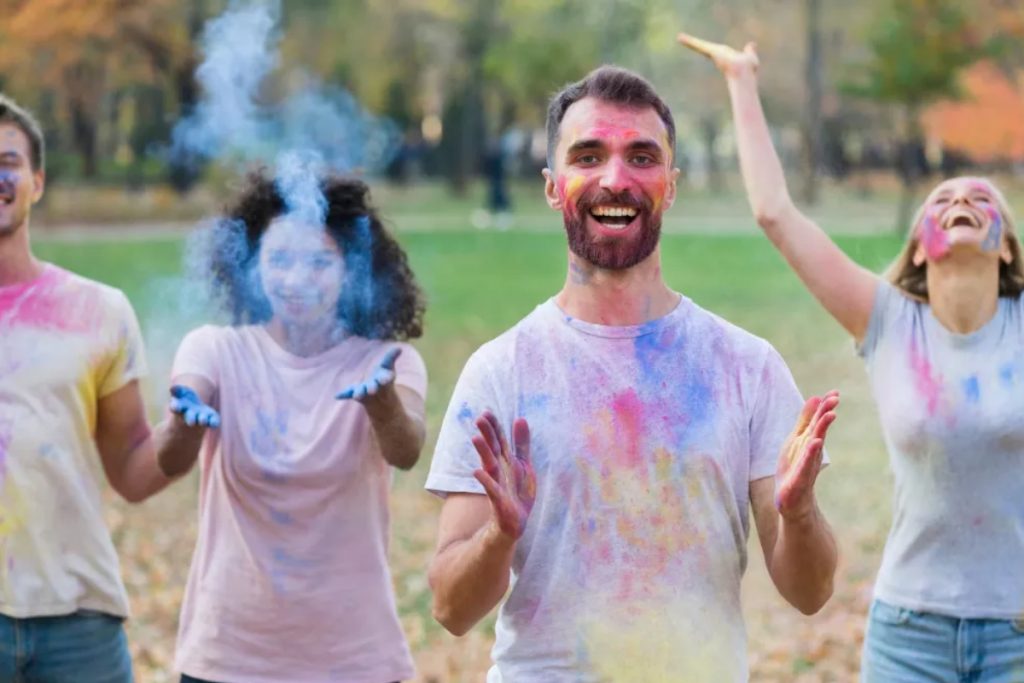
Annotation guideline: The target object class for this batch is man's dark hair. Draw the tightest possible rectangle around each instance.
[207,170,425,340]
[545,65,675,168]
[0,94,45,171]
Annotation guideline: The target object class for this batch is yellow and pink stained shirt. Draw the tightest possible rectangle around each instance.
[171,325,426,683]
[427,297,808,683]
[0,263,146,618]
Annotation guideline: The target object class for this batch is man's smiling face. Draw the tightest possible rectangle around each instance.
[544,97,679,271]
[0,123,44,237]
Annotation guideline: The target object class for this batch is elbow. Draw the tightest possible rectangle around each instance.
[432,602,472,637]
[392,434,425,471]
[114,483,152,505]
[427,559,473,636]
[754,209,781,233]
[794,579,834,616]
[753,198,795,234]
[394,449,420,471]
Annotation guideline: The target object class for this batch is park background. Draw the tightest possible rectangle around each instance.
[3,0,1024,680]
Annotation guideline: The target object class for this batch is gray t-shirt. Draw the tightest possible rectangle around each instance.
[426,297,805,682]
[859,281,1024,618]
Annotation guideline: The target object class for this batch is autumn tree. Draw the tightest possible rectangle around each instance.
[842,0,997,229]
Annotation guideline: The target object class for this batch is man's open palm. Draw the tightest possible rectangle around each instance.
[776,391,839,520]
[472,411,536,540]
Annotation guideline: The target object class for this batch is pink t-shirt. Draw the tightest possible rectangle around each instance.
[171,325,426,683]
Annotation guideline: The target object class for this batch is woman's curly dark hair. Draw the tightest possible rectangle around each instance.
[206,170,424,340]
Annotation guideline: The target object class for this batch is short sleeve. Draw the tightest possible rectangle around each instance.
[394,342,428,421]
[748,346,806,481]
[857,280,913,360]
[171,325,222,387]
[425,345,507,498]
[97,290,149,398]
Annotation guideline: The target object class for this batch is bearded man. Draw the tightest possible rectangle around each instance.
[425,66,840,682]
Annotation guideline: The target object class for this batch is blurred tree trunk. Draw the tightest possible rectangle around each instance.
[168,0,207,193]
[896,103,923,233]
[447,0,496,196]
[701,117,722,194]
[801,0,823,205]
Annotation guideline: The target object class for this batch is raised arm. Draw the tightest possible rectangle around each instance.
[678,33,879,341]
[428,412,535,636]
[751,391,840,614]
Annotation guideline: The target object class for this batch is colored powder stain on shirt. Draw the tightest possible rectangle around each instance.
[609,390,645,468]
[1000,363,1015,388]
[517,392,551,417]
[0,269,106,334]
[962,375,981,403]
[582,599,741,682]
[456,402,475,426]
[268,508,294,525]
[909,337,945,416]
[0,420,10,467]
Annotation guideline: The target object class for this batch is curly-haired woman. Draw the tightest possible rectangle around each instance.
[157,171,427,683]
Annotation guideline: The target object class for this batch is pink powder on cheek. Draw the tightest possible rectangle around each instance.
[918,211,950,261]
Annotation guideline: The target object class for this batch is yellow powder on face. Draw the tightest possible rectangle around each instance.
[565,176,586,202]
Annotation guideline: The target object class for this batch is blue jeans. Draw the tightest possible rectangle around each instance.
[861,599,1024,683]
[0,610,133,683]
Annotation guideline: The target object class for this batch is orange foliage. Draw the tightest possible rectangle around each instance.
[922,61,1024,162]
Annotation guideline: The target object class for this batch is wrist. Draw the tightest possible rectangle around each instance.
[725,67,759,88]
[363,383,403,421]
[780,501,821,530]
[482,519,519,551]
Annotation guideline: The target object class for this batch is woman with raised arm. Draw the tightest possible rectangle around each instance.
[679,33,1024,682]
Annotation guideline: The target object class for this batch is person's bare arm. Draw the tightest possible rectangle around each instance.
[678,33,879,341]
[95,380,173,503]
[428,412,535,635]
[750,392,839,614]
[337,348,425,470]
[155,374,219,478]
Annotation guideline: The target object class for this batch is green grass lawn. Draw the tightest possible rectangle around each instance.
[33,226,905,681]
[33,228,900,452]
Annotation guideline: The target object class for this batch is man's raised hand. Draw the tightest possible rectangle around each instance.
[472,411,536,540]
[775,391,839,521]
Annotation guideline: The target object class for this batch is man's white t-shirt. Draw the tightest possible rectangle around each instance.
[426,296,807,682]
[0,264,146,619]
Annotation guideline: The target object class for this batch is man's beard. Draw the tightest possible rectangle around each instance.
[563,188,661,270]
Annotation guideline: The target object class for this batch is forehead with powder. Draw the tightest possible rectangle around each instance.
[929,177,998,200]
[553,97,671,168]
[261,217,341,255]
